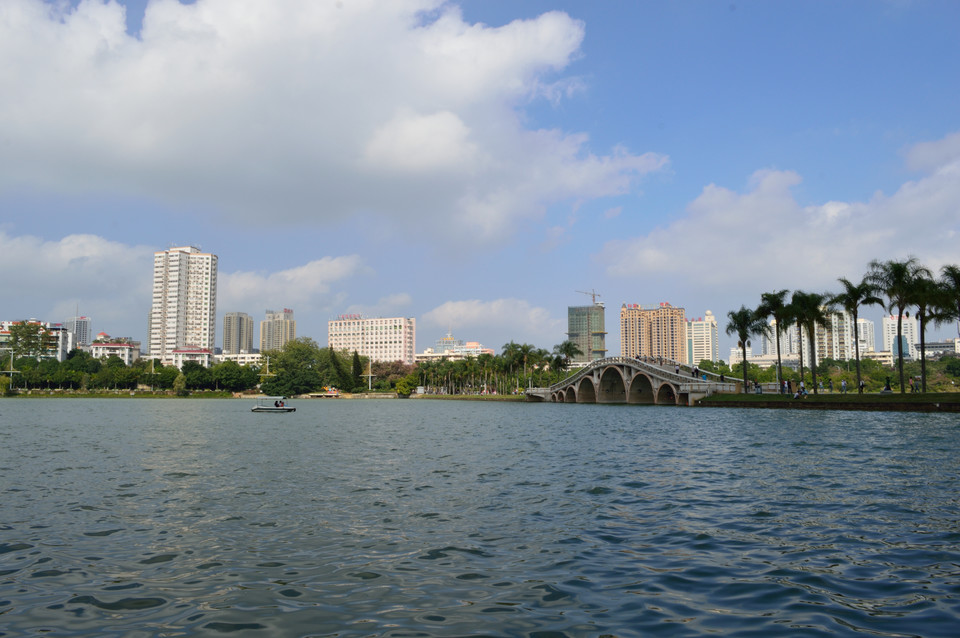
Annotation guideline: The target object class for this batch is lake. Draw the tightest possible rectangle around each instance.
[1,398,958,637]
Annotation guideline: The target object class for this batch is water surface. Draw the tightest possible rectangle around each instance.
[1,399,958,636]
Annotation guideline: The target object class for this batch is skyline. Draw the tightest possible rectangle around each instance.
[2,0,959,357]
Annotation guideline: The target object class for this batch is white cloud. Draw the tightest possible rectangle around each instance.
[219,255,369,312]
[0,231,153,333]
[421,298,563,349]
[598,131,960,304]
[0,0,665,242]
[904,131,960,172]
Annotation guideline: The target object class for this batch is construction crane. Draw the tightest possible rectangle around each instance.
[576,289,603,305]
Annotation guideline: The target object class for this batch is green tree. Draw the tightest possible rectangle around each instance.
[791,291,830,394]
[756,289,790,386]
[939,264,960,337]
[260,338,324,396]
[552,340,583,374]
[8,321,50,360]
[395,372,418,397]
[181,361,213,390]
[828,276,882,395]
[351,351,363,391]
[725,306,767,393]
[173,372,188,396]
[867,257,931,393]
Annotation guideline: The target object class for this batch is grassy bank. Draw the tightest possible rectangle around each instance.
[697,391,960,412]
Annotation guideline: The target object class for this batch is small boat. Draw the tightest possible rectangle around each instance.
[251,396,296,413]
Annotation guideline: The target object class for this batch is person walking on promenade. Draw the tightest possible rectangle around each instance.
[841,379,847,393]
[859,379,865,394]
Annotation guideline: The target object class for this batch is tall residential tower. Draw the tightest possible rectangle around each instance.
[223,312,254,355]
[260,309,297,352]
[148,246,218,365]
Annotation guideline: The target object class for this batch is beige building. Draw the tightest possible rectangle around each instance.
[620,303,687,363]
[260,309,296,352]
[686,310,718,365]
[148,246,218,365]
[223,312,254,355]
[328,314,416,365]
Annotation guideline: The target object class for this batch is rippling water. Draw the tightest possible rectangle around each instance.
[1,398,959,637]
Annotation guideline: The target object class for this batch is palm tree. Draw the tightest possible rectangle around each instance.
[791,291,830,394]
[828,276,882,394]
[756,289,790,387]
[725,306,767,393]
[867,257,931,393]
[910,274,953,393]
[552,340,583,372]
[941,264,960,338]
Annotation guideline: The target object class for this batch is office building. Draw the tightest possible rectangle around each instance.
[686,310,718,365]
[620,302,686,363]
[260,308,296,352]
[148,246,218,366]
[223,312,254,355]
[567,303,607,363]
[328,314,416,364]
[64,316,92,347]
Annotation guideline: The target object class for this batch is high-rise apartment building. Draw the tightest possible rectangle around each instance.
[813,310,855,362]
[620,302,686,362]
[328,314,416,364]
[856,318,875,353]
[686,310,718,366]
[223,312,254,355]
[567,303,607,363]
[260,309,296,352]
[882,315,919,360]
[64,316,91,347]
[148,246,218,365]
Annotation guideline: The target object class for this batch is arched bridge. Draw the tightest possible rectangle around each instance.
[526,357,739,406]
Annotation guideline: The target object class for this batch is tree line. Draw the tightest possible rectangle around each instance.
[2,332,586,397]
[725,258,960,394]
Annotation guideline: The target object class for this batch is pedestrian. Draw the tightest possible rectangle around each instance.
[675,363,680,375]
[828,380,833,393]
[859,379,865,394]
[841,379,847,393]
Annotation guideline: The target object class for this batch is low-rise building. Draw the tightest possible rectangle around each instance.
[172,348,214,369]
[90,333,141,366]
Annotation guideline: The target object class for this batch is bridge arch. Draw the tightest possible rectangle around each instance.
[564,386,577,403]
[598,366,627,403]
[577,377,597,403]
[656,382,678,405]
[628,373,655,404]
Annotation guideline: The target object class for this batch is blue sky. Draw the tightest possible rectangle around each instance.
[2,0,959,358]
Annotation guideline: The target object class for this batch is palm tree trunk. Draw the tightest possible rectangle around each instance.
[741,343,748,393]
[919,313,927,393]
[808,325,818,395]
[897,313,905,393]
[853,311,862,391]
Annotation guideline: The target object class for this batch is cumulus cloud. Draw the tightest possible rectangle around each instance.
[422,298,563,348]
[598,131,960,302]
[0,0,666,241]
[219,255,370,314]
[0,231,153,333]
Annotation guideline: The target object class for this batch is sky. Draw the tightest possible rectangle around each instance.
[2,0,959,359]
